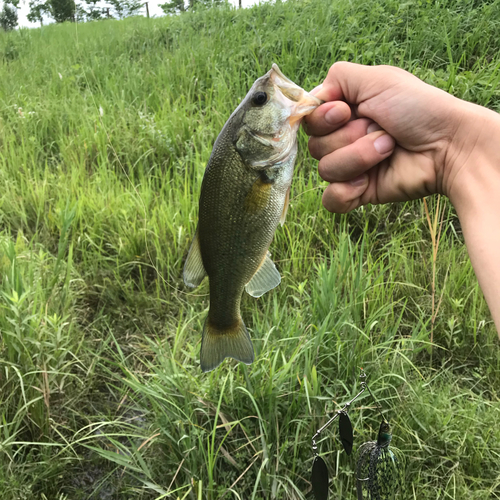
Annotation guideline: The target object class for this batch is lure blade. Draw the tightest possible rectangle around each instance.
[339,411,354,456]
[311,456,329,500]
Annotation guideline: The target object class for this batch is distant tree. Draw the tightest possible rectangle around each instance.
[29,0,145,25]
[160,0,185,13]
[160,0,223,15]
[27,0,50,25]
[80,0,103,21]
[0,1,19,31]
[28,0,74,24]
[77,0,142,22]
[108,0,142,19]
[49,0,75,22]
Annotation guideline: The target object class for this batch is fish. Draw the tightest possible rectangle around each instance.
[183,64,322,372]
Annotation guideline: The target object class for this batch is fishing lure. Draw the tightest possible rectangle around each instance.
[310,370,406,500]
[356,420,406,500]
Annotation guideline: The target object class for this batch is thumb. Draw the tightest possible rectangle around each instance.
[313,62,404,106]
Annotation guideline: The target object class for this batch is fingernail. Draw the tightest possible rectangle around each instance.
[325,106,344,125]
[374,134,395,154]
[367,122,382,134]
[349,174,368,187]
[310,84,323,96]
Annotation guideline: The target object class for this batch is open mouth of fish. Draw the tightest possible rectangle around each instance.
[270,63,323,126]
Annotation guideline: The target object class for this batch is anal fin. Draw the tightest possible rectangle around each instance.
[183,230,207,288]
[245,252,281,298]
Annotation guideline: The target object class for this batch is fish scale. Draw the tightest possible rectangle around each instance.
[199,141,290,326]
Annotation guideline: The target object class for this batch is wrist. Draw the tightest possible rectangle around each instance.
[444,101,500,208]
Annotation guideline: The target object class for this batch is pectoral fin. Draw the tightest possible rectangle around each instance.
[183,230,207,288]
[280,187,290,226]
[245,252,281,298]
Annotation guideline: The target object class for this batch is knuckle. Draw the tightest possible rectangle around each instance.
[331,61,349,73]
[308,137,322,160]
[323,184,351,214]
[327,61,348,82]
[322,190,340,213]
[318,157,334,181]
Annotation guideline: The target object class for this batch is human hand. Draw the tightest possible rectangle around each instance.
[304,62,489,213]
[305,61,500,335]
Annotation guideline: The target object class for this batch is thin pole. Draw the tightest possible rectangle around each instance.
[145,2,149,18]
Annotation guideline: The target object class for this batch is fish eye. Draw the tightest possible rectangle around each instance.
[252,91,268,106]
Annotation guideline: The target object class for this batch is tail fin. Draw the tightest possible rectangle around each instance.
[200,317,254,373]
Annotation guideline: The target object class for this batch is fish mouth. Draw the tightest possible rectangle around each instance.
[270,63,324,126]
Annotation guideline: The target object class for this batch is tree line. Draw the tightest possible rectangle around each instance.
[1,0,145,28]
[0,0,228,30]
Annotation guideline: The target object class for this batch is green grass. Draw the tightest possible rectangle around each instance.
[1,0,500,498]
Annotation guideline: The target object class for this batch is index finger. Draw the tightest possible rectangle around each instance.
[303,100,351,136]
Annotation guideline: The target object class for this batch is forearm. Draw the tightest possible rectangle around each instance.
[448,103,500,335]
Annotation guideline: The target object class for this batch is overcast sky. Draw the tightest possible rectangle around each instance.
[16,0,259,28]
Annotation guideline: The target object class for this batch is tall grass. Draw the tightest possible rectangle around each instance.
[1,0,499,498]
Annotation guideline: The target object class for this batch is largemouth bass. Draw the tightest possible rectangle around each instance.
[184,64,322,372]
